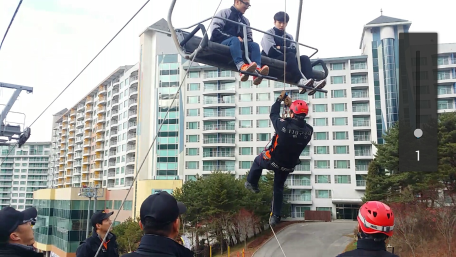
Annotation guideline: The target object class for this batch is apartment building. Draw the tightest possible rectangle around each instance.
[0,142,49,211]
[49,65,139,190]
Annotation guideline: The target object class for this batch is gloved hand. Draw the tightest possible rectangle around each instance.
[284,96,292,107]
[278,91,288,101]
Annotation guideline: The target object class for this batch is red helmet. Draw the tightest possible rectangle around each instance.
[289,100,308,115]
[357,201,394,237]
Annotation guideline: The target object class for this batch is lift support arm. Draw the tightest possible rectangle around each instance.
[0,82,33,146]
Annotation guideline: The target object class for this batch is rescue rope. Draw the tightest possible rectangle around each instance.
[268,3,288,257]
[93,0,224,256]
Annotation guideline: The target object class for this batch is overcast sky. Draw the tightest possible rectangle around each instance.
[0,0,454,143]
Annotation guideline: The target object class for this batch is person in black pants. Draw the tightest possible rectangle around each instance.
[261,11,326,93]
[245,91,313,226]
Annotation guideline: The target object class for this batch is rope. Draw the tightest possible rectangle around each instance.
[0,143,17,167]
[93,0,224,256]
[270,224,287,257]
[28,0,151,128]
[0,0,23,52]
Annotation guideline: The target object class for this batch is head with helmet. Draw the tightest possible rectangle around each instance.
[289,100,308,120]
[357,201,394,241]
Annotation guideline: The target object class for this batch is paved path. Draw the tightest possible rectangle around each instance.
[253,220,357,257]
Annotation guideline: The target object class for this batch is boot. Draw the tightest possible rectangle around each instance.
[253,65,270,85]
[245,181,260,193]
[269,213,281,227]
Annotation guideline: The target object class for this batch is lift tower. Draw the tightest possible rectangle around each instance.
[0,82,33,147]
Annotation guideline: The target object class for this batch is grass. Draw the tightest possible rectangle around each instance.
[344,240,357,252]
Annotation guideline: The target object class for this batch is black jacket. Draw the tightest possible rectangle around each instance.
[267,99,313,169]
[336,239,399,257]
[76,232,119,257]
[0,243,43,257]
[209,6,253,43]
[122,234,194,257]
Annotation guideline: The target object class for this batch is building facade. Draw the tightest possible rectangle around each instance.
[48,65,139,190]
[0,142,49,211]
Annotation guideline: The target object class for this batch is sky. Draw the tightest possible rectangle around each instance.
[0,0,454,143]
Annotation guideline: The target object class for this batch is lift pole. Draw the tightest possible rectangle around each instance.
[79,186,104,238]
[0,82,33,147]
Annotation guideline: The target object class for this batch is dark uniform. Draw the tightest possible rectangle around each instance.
[336,239,399,257]
[246,96,313,221]
[76,231,119,257]
[122,234,194,257]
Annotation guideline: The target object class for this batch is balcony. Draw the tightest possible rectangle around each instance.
[354,149,372,158]
[203,83,236,95]
[130,75,138,83]
[202,165,234,172]
[129,99,137,107]
[129,110,137,118]
[353,135,371,142]
[202,151,235,160]
[203,97,235,107]
[353,120,370,127]
[203,111,235,120]
[127,133,136,141]
[355,180,366,190]
[352,105,370,114]
[203,71,236,82]
[202,138,235,145]
[129,87,138,96]
[203,124,235,133]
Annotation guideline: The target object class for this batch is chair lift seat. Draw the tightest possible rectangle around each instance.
[175,29,328,84]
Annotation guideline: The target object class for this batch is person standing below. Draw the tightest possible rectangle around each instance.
[261,11,326,93]
[245,91,313,226]
[210,0,270,85]
[336,201,399,257]
[123,191,193,257]
[76,210,119,257]
[0,206,42,257]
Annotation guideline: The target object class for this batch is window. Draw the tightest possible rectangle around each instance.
[313,104,327,112]
[331,76,346,84]
[187,109,199,116]
[256,93,270,101]
[315,190,332,198]
[239,147,252,155]
[350,61,367,70]
[239,161,251,169]
[188,71,199,78]
[315,175,330,183]
[314,132,328,140]
[312,91,327,99]
[185,161,199,169]
[186,135,199,143]
[239,94,252,102]
[313,118,328,126]
[332,117,348,126]
[239,107,252,115]
[330,63,345,70]
[186,122,199,129]
[256,106,270,114]
[256,120,270,128]
[334,160,350,169]
[351,75,367,84]
[185,148,199,156]
[257,133,270,141]
[332,103,347,112]
[333,145,349,154]
[314,160,330,169]
[187,96,199,104]
[187,83,199,91]
[331,89,346,98]
[314,146,329,154]
[335,175,351,184]
[333,131,349,140]
[240,81,252,89]
[239,120,253,128]
[239,134,252,141]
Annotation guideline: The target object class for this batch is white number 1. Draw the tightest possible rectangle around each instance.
[416,150,420,161]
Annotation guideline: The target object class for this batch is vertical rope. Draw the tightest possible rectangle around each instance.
[281,0,288,118]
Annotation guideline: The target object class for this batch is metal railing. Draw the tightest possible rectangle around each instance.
[202,151,235,158]
[203,138,235,144]
[203,124,235,131]
[284,194,311,202]
[203,111,235,118]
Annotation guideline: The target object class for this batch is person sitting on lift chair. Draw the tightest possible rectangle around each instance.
[209,0,270,85]
[261,12,326,94]
[245,91,313,226]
